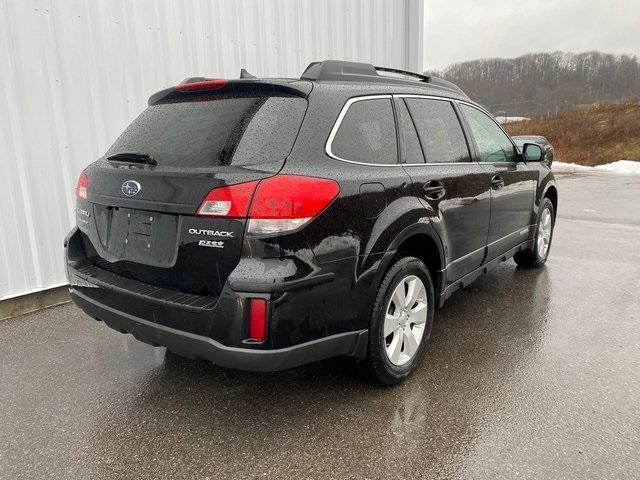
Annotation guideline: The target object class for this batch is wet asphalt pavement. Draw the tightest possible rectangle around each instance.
[1,171,640,479]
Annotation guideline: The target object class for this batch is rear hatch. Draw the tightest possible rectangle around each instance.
[76,81,309,298]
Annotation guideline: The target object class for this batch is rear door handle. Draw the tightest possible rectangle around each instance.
[423,180,446,200]
[491,175,504,190]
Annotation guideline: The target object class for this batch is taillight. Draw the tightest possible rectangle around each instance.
[247,298,267,342]
[247,175,340,236]
[197,181,259,217]
[76,172,88,200]
[196,175,340,236]
[175,79,228,91]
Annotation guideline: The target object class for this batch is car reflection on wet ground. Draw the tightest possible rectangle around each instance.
[1,171,639,479]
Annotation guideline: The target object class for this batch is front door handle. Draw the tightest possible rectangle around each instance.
[491,175,504,190]
[423,180,446,200]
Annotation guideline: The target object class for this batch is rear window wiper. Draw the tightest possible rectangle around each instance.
[107,152,157,166]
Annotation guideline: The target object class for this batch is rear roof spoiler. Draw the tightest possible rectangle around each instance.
[148,78,312,106]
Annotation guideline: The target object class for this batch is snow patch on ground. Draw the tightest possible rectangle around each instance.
[554,160,640,175]
[553,162,593,172]
[496,116,530,124]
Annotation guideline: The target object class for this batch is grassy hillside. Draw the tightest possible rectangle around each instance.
[505,100,640,166]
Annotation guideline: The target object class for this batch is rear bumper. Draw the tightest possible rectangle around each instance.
[71,288,367,371]
[65,226,368,371]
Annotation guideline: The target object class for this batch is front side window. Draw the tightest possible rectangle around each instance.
[331,98,398,164]
[460,104,516,163]
[404,98,470,163]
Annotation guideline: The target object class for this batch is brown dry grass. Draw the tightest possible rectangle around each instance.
[505,99,640,166]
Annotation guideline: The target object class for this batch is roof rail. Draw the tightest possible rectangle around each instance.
[374,66,430,83]
[301,60,430,85]
[299,60,468,97]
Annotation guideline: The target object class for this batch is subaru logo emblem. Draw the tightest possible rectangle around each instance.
[121,180,141,197]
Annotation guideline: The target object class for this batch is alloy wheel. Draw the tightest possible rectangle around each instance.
[537,207,553,258]
[383,275,428,366]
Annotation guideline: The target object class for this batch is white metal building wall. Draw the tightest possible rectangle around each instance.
[0,0,424,300]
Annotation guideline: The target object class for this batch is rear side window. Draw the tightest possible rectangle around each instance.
[405,98,470,163]
[395,99,425,164]
[106,95,307,167]
[331,98,397,164]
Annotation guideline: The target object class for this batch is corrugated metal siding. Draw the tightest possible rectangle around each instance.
[0,0,423,300]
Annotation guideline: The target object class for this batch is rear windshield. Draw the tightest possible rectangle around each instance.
[106,95,307,167]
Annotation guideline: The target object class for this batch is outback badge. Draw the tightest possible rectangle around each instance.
[121,180,141,197]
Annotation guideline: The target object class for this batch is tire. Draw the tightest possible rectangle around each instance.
[514,197,555,268]
[367,256,435,386]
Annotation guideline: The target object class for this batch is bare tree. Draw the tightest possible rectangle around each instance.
[428,52,640,116]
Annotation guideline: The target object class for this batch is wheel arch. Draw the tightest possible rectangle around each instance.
[544,184,558,217]
[384,222,446,301]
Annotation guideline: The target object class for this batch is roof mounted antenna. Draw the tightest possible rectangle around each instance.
[240,68,257,79]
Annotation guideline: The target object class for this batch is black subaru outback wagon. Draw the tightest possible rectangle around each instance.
[65,60,557,385]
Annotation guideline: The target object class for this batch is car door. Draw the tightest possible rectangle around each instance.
[458,103,537,260]
[396,96,491,285]
[320,95,414,264]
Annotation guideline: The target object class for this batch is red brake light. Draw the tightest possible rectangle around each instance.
[76,172,88,199]
[196,181,259,217]
[196,175,340,235]
[175,79,228,91]
[248,298,267,342]
[249,175,340,219]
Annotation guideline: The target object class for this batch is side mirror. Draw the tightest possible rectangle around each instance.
[522,143,543,162]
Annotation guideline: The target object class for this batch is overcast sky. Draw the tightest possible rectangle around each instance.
[424,0,640,70]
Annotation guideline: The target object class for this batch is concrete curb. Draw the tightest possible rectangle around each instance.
[0,286,71,321]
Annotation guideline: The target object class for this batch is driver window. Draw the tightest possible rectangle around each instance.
[460,104,516,163]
